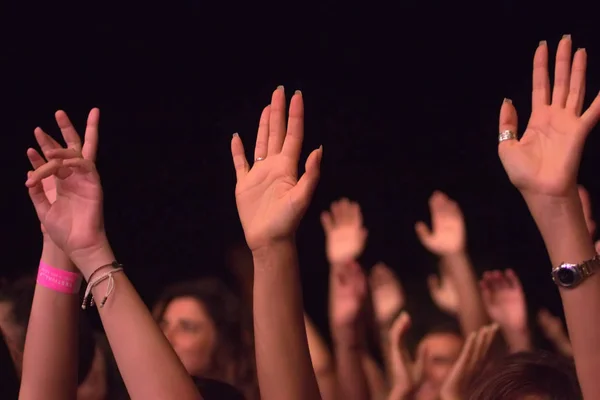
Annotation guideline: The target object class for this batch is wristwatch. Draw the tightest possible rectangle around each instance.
[552,255,600,288]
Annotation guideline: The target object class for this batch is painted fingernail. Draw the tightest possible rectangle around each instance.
[538,40,547,47]
[577,47,586,53]
[295,90,302,95]
[562,34,571,39]
[232,132,239,138]
[277,85,284,91]
[503,98,512,104]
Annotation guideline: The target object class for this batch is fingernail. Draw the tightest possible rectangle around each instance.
[295,90,302,95]
[562,34,571,39]
[539,40,547,46]
[277,85,284,91]
[577,47,586,53]
[232,132,239,138]
[503,98,512,104]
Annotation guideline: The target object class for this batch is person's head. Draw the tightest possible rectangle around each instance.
[415,325,464,400]
[154,278,255,391]
[467,351,581,399]
[0,276,96,385]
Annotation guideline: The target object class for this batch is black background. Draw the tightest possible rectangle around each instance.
[3,2,599,338]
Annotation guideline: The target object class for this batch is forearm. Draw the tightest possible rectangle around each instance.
[20,239,79,400]
[334,344,370,400]
[362,355,388,400]
[72,242,200,400]
[305,315,337,400]
[441,252,487,334]
[524,190,600,398]
[252,240,321,400]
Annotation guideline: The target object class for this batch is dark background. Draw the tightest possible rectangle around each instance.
[2,3,599,339]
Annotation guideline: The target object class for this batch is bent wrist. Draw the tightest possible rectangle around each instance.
[69,238,116,280]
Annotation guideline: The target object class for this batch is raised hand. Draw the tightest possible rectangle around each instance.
[415,191,466,256]
[231,87,322,252]
[330,261,367,337]
[25,109,105,255]
[439,324,499,400]
[321,198,368,265]
[369,262,405,326]
[479,270,527,333]
[428,273,459,315]
[498,37,600,199]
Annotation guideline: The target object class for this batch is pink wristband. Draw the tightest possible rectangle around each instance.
[37,262,82,294]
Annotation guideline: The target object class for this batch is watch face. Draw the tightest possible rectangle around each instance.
[553,264,581,287]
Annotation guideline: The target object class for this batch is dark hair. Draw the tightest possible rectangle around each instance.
[154,278,257,400]
[468,351,582,399]
[193,377,245,400]
[0,329,19,399]
[0,276,96,385]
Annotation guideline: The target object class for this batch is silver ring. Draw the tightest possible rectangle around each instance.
[498,130,517,143]
[255,157,265,162]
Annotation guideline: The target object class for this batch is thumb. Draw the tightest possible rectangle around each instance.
[292,146,322,212]
[415,221,433,245]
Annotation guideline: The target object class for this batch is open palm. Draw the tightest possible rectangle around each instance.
[330,262,366,329]
[321,198,368,265]
[415,191,466,256]
[231,87,322,251]
[480,270,527,331]
[499,37,600,197]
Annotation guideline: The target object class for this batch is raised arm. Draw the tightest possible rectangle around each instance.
[230,87,322,400]
[497,36,600,398]
[25,115,200,399]
[415,192,488,334]
[20,109,98,400]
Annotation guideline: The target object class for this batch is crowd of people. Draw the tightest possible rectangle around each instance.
[1,35,600,399]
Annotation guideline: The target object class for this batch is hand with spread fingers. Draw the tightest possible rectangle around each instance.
[231,87,323,252]
[498,37,600,199]
[480,270,531,352]
[25,109,106,257]
[439,324,499,400]
[415,191,466,256]
[330,261,367,343]
[321,199,368,265]
[369,262,405,326]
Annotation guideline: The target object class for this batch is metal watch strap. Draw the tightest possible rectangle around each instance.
[580,254,600,278]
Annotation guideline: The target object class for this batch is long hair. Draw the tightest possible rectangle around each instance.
[154,278,258,400]
[467,351,582,399]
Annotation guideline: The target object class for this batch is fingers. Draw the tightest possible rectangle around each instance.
[231,133,249,181]
[26,148,46,170]
[45,148,82,160]
[27,171,51,223]
[580,90,600,133]
[254,105,270,161]
[551,35,572,108]
[26,159,65,187]
[281,90,304,165]
[370,262,396,289]
[267,86,286,156]
[390,311,411,342]
[291,146,323,213]
[55,110,83,151]
[532,41,550,110]
[82,108,100,161]
[566,49,587,115]
[34,127,62,156]
[414,221,432,243]
[504,268,522,289]
[62,158,97,175]
[498,99,519,154]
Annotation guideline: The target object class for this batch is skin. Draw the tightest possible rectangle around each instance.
[414,332,463,400]
[159,297,217,377]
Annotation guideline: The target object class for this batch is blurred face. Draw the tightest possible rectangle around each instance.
[77,345,107,400]
[415,332,464,400]
[159,297,217,377]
